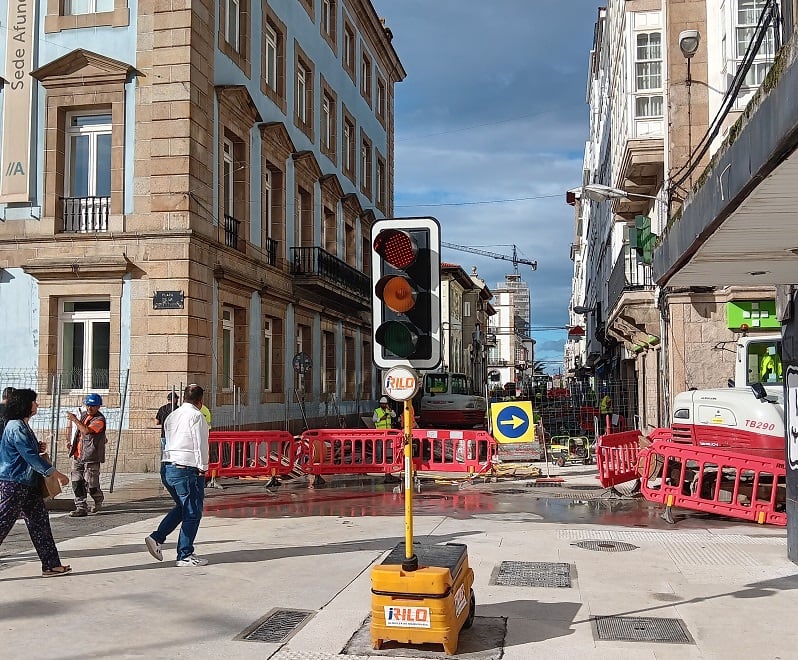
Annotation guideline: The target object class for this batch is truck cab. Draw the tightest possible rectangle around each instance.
[418,372,487,429]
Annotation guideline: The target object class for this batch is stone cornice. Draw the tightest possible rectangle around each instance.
[31,49,136,89]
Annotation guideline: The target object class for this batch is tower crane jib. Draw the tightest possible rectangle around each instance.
[441,242,537,274]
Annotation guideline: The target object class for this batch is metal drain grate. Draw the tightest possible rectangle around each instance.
[572,539,639,552]
[594,616,692,643]
[238,609,313,643]
[492,561,571,587]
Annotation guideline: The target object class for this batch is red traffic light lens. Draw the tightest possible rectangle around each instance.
[373,229,417,269]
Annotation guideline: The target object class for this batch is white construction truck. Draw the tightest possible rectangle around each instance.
[670,333,783,458]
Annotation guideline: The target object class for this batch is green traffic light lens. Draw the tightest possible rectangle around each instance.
[376,321,418,358]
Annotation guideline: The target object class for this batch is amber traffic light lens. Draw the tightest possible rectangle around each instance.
[379,275,416,313]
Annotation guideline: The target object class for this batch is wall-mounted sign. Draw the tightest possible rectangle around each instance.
[1,1,36,202]
[153,291,184,309]
[727,300,778,330]
[292,351,312,374]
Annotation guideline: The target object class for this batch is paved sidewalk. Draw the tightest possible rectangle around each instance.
[1,468,796,659]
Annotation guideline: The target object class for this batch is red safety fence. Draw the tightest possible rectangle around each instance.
[298,429,404,476]
[207,430,298,479]
[411,429,496,476]
[639,441,786,526]
[596,430,643,488]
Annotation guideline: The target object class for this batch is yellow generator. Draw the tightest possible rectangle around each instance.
[370,542,475,655]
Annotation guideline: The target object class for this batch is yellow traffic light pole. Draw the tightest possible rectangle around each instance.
[403,399,417,570]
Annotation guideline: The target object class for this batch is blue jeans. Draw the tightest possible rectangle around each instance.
[151,464,205,561]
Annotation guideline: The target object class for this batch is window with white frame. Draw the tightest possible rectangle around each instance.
[65,113,112,232]
[66,0,114,14]
[263,318,273,391]
[735,0,776,88]
[226,0,240,50]
[223,138,235,218]
[323,331,335,393]
[60,299,111,391]
[321,94,333,152]
[296,62,308,124]
[222,306,235,390]
[264,22,278,90]
[263,167,273,240]
[634,31,663,118]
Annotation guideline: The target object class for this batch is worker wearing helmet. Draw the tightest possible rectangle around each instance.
[760,346,783,383]
[373,396,397,429]
[65,393,108,517]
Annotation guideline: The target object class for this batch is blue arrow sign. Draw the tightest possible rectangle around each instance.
[494,405,530,440]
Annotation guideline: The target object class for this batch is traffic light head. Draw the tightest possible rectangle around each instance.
[371,217,441,369]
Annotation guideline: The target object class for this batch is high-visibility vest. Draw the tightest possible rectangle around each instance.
[374,406,393,429]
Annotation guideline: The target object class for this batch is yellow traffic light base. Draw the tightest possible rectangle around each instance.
[370,542,475,655]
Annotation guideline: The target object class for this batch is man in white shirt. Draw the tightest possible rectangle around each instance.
[144,384,210,567]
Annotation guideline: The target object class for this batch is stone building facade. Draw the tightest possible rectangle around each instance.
[0,1,404,469]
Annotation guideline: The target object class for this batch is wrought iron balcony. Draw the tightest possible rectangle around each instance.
[290,246,370,309]
[62,196,109,233]
[224,214,243,251]
[607,247,653,314]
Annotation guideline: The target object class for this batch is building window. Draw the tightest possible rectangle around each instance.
[263,318,273,391]
[297,185,313,247]
[361,340,372,398]
[223,138,235,218]
[323,330,336,393]
[261,11,286,109]
[360,133,372,198]
[344,335,355,396]
[464,301,471,317]
[376,153,386,211]
[59,299,110,391]
[376,75,387,125]
[360,49,372,105]
[634,31,662,118]
[222,306,235,391]
[736,0,775,88]
[66,0,115,13]
[225,0,240,50]
[343,19,356,81]
[294,45,314,138]
[321,0,337,52]
[65,113,112,233]
[320,82,337,162]
[342,109,355,181]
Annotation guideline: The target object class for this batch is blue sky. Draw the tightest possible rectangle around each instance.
[371,0,602,373]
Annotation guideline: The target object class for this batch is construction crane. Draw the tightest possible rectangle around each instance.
[441,243,537,274]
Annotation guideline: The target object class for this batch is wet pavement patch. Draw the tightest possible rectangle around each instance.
[490,561,572,588]
[343,615,506,658]
[571,540,639,552]
[593,615,693,643]
[235,608,314,643]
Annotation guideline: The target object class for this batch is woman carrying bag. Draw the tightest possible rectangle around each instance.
[0,388,72,577]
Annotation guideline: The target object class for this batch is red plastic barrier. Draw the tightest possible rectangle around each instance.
[595,430,642,487]
[410,429,496,476]
[208,430,298,479]
[639,441,786,526]
[299,429,403,476]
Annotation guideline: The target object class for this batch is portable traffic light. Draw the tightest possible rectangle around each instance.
[371,217,441,369]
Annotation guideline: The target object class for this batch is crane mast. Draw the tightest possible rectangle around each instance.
[441,242,537,274]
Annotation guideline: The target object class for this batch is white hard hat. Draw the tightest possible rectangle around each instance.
[379,396,389,404]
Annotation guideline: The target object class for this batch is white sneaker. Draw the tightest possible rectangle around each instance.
[145,536,163,562]
[175,554,208,567]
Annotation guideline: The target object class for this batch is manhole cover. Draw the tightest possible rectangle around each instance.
[594,616,692,643]
[491,561,571,587]
[572,540,639,552]
[237,609,313,643]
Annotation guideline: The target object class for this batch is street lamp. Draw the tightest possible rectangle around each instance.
[572,305,596,315]
[581,184,662,203]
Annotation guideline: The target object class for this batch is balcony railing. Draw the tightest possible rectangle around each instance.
[62,196,109,233]
[290,246,370,301]
[607,247,653,313]
[224,214,242,250]
[265,236,277,266]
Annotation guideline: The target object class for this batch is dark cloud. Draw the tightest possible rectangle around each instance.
[373,0,602,372]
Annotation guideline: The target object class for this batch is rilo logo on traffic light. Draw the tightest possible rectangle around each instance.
[371,217,441,369]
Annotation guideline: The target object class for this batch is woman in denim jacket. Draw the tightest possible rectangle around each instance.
[0,388,71,577]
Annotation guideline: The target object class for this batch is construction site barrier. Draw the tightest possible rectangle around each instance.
[207,430,298,479]
[596,430,643,488]
[299,429,404,476]
[639,441,786,526]
[410,429,496,476]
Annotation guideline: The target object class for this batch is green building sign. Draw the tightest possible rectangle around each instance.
[727,300,779,330]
